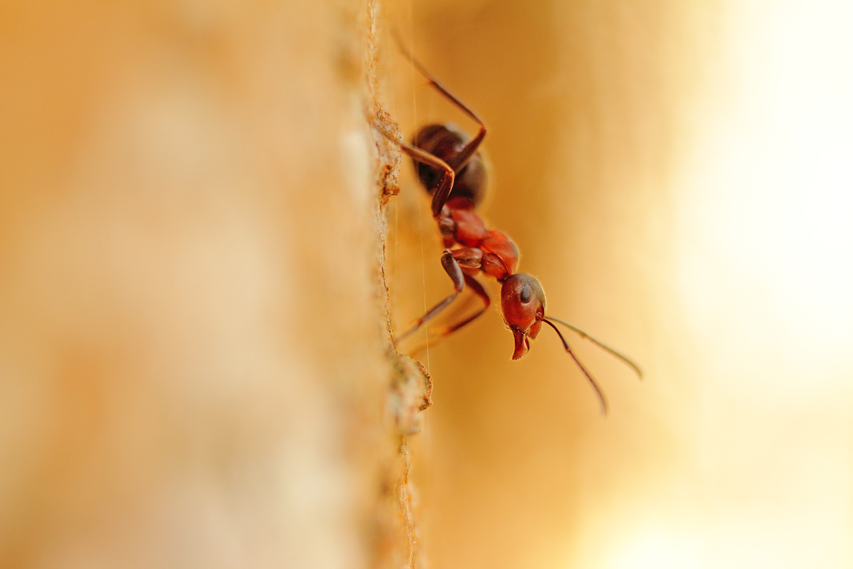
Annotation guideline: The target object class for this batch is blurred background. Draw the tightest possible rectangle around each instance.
[385,1,853,568]
[2,0,852,568]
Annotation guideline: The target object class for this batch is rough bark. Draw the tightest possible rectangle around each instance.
[0,1,425,568]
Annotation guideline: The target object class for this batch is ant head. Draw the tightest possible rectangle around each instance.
[500,273,546,360]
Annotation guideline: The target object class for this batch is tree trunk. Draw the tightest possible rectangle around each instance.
[0,1,422,568]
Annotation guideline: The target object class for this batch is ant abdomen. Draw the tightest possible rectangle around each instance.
[412,124,487,207]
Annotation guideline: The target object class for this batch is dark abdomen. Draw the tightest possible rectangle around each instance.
[412,124,487,207]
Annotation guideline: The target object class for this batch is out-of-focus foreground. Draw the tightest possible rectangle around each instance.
[1,2,416,568]
[386,1,853,568]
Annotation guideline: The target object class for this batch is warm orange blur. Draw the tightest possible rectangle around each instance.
[0,2,388,568]
[3,0,851,567]
[387,1,853,568]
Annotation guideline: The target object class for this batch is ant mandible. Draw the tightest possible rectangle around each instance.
[385,43,642,414]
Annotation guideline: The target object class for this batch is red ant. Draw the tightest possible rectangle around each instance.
[385,45,641,414]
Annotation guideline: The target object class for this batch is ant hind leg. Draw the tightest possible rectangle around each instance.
[398,142,455,218]
[379,126,455,218]
[394,35,488,174]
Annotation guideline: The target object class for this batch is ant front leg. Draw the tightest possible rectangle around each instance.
[397,249,466,342]
[439,274,490,337]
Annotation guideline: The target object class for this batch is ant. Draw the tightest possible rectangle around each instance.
[384,43,641,414]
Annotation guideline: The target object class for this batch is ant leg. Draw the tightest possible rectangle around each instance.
[397,249,465,342]
[379,128,454,218]
[437,274,491,338]
[400,142,455,218]
[395,36,487,173]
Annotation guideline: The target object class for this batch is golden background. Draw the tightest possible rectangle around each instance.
[1,0,851,567]
[387,1,853,568]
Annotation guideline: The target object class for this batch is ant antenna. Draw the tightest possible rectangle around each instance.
[541,318,608,415]
[547,317,643,380]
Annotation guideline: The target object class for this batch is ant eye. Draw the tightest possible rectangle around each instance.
[520,283,532,304]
